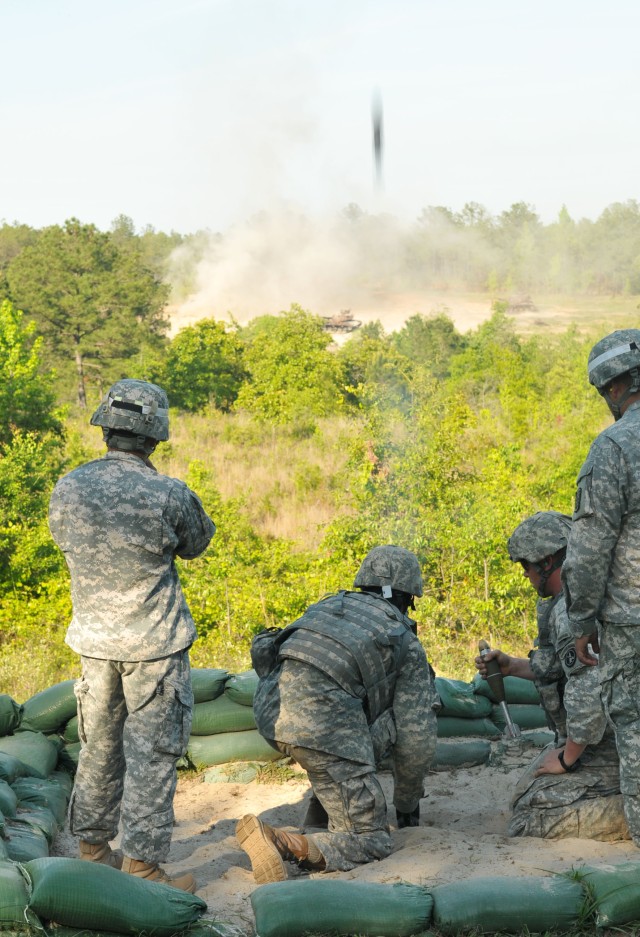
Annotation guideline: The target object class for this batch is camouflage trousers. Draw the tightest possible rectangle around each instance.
[70,651,193,863]
[598,623,640,847]
[509,736,629,841]
[270,740,392,872]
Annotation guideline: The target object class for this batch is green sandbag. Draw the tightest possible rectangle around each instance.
[4,817,50,861]
[0,751,33,784]
[187,729,281,768]
[204,763,259,784]
[0,694,23,736]
[24,857,206,936]
[434,740,491,769]
[12,777,69,825]
[437,716,500,738]
[492,703,548,730]
[59,742,81,771]
[0,778,18,817]
[60,714,79,744]
[224,670,258,706]
[0,838,7,860]
[435,677,492,719]
[431,874,584,933]
[0,859,35,926]
[191,695,257,735]
[251,880,433,937]
[191,668,229,703]
[472,672,541,704]
[20,680,78,734]
[16,804,59,844]
[0,731,59,779]
[579,861,640,926]
[521,729,556,747]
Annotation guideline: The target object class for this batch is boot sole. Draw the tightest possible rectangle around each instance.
[236,814,287,884]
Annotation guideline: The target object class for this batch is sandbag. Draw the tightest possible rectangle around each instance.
[58,742,81,772]
[251,880,433,937]
[187,730,281,768]
[0,731,59,779]
[431,874,584,933]
[191,668,229,703]
[0,694,23,736]
[0,859,35,926]
[0,778,18,817]
[16,804,59,845]
[23,857,207,936]
[4,817,50,861]
[224,670,258,706]
[20,681,77,734]
[435,677,492,719]
[472,672,540,704]
[0,839,7,860]
[579,861,640,926]
[434,740,491,769]
[204,763,259,784]
[60,715,79,744]
[12,776,69,825]
[492,703,547,730]
[0,751,33,784]
[436,716,500,739]
[191,695,256,735]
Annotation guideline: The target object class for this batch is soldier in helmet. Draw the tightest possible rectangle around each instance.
[563,328,640,846]
[48,379,216,892]
[476,512,626,840]
[235,545,439,882]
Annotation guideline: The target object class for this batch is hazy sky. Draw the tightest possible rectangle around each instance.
[2,0,639,234]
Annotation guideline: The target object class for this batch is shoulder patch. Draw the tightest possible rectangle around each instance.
[574,489,581,514]
[564,647,577,669]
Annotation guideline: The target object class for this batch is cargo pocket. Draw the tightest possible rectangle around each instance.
[370,709,397,765]
[153,679,193,759]
[74,679,90,746]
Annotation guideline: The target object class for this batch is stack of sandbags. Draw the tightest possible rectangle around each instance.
[186,669,280,769]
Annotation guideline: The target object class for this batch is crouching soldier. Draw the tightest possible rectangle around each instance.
[236,545,439,881]
[477,512,627,841]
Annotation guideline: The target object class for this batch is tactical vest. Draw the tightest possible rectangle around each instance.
[278,590,414,725]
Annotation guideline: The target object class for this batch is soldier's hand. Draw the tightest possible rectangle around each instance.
[534,749,569,777]
[575,634,599,667]
[475,649,511,677]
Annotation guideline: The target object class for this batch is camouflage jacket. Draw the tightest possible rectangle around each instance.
[253,591,439,812]
[48,450,215,661]
[532,592,608,747]
[563,399,640,636]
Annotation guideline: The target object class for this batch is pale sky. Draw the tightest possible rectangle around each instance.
[1,0,639,234]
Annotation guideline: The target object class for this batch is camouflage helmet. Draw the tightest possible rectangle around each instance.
[587,329,640,391]
[90,379,170,442]
[353,545,423,597]
[507,511,572,565]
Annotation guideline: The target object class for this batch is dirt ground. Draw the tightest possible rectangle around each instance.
[52,741,638,934]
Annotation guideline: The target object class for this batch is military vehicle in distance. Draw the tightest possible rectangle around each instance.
[321,309,362,333]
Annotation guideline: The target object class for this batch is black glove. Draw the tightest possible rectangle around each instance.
[396,805,420,828]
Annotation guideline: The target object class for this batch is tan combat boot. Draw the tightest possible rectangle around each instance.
[121,857,197,894]
[79,840,123,869]
[236,813,326,884]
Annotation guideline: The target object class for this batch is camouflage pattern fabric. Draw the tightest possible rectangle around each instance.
[598,624,640,845]
[511,593,622,839]
[70,651,193,862]
[509,738,628,841]
[49,449,215,660]
[563,399,640,636]
[254,594,438,871]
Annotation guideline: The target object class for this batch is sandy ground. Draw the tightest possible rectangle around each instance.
[52,740,639,934]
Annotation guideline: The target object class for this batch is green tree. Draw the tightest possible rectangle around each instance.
[236,305,343,423]
[0,300,61,445]
[6,218,170,407]
[159,318,246,412]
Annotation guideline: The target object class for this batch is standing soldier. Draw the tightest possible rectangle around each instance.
[236,545,439,882]
[49,379,215,892]
[477,512,625,840]
[562,329,640,846]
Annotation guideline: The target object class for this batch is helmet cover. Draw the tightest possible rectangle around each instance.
[587,329,640,390]
[507,511,572,564]
[90,379,170,441]
[353,545,423,597]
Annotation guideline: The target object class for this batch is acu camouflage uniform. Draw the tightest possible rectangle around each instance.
[510,591,626,840]
[253,589,439,872]
[563,397,640,846]
[49,448,215,862]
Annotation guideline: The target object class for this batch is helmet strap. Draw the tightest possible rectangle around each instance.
[601,366,640,421]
